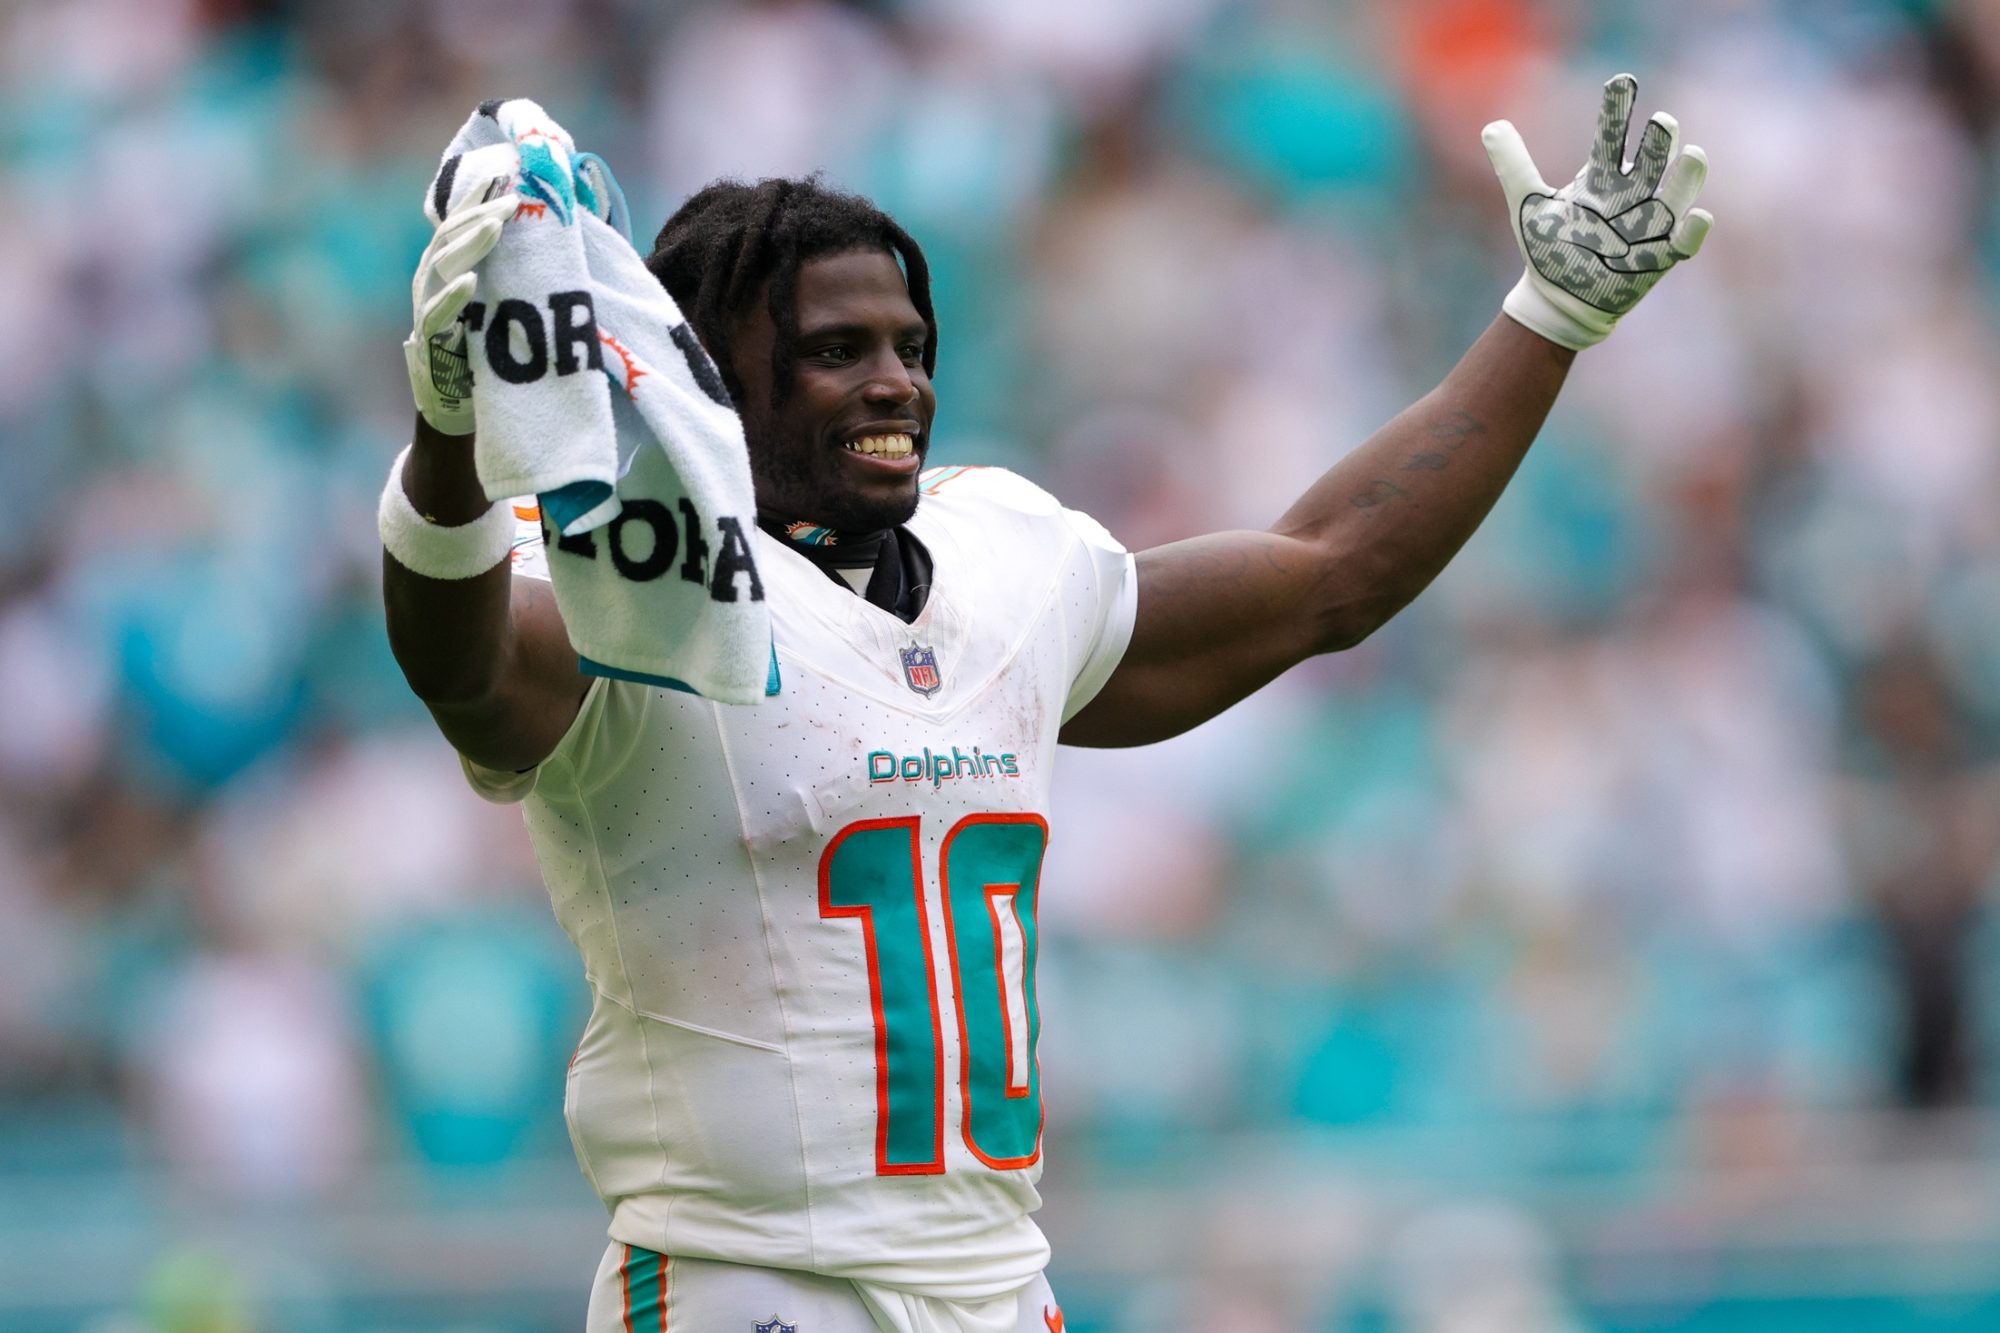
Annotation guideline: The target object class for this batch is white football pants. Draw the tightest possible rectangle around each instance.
[585,1244,1066,1333]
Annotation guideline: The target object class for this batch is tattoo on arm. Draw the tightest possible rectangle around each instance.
[1400,409,1489,473]
[1430,409,1488,444]
[1350,479,1412,510]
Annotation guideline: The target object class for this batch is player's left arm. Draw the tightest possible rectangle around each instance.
[1061,316,1569,746]
[1061,74,1711,748]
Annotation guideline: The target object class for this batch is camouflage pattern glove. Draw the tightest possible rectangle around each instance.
[403,175,516,435]
[1484,73,1712,350]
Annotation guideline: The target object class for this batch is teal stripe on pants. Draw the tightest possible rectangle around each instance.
[622,1245,665,1331]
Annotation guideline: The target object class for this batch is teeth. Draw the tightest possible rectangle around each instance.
[845,433,913,458]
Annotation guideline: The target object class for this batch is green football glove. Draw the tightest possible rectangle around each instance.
[1484,73,1712,350]
[403,175,516,435]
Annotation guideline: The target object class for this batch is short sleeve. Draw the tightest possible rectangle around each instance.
[1058,506,1138,723]
[461,750,540,803]
[457,671,614,804]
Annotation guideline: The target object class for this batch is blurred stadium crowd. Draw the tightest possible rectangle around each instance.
[6,0,2000,1328]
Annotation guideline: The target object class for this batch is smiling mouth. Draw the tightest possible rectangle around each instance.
[843,432,916,459]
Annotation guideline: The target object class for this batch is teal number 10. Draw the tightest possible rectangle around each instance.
[818,813,1049,1175]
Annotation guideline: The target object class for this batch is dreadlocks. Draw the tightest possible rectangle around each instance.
[645,176,937,409]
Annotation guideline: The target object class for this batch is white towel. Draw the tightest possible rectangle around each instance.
[423,99,775,702]
[426,105,618,535]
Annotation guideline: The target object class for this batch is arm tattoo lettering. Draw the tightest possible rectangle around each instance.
[1350,479,1411,510]
[1400,410,1489,473]
[1430,409,1488,444]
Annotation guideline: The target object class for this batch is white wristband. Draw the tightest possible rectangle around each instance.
[1500,271,1613,351]
[379,445,517,578]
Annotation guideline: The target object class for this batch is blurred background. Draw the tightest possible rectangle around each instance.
[5,0,2000,1328]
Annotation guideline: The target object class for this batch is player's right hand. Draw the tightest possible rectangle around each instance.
[404,175,516,436]
[1484,73,1712,350]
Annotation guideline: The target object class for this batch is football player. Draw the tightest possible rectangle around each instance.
[383,75,1708,1333]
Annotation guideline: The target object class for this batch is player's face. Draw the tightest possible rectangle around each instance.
[728,248,935,532]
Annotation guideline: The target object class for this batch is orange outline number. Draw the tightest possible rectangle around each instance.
[819,814,1049,1174]
[819,818,945,1174]
[939,813,1048,1168]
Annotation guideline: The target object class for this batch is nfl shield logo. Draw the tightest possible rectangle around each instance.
[754,1320,797,1333]
[900,643,942,697]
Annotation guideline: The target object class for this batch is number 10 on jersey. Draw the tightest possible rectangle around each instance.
[818,814,1049,1175]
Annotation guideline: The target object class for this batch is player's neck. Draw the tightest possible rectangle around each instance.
[757,518,931,623]
[758,517,890,568]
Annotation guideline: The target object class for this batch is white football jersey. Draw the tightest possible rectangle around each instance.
[465,465,1137,1301]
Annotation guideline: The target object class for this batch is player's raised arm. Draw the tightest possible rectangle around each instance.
[1061,73,1712,748]
[381,175,589,774]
